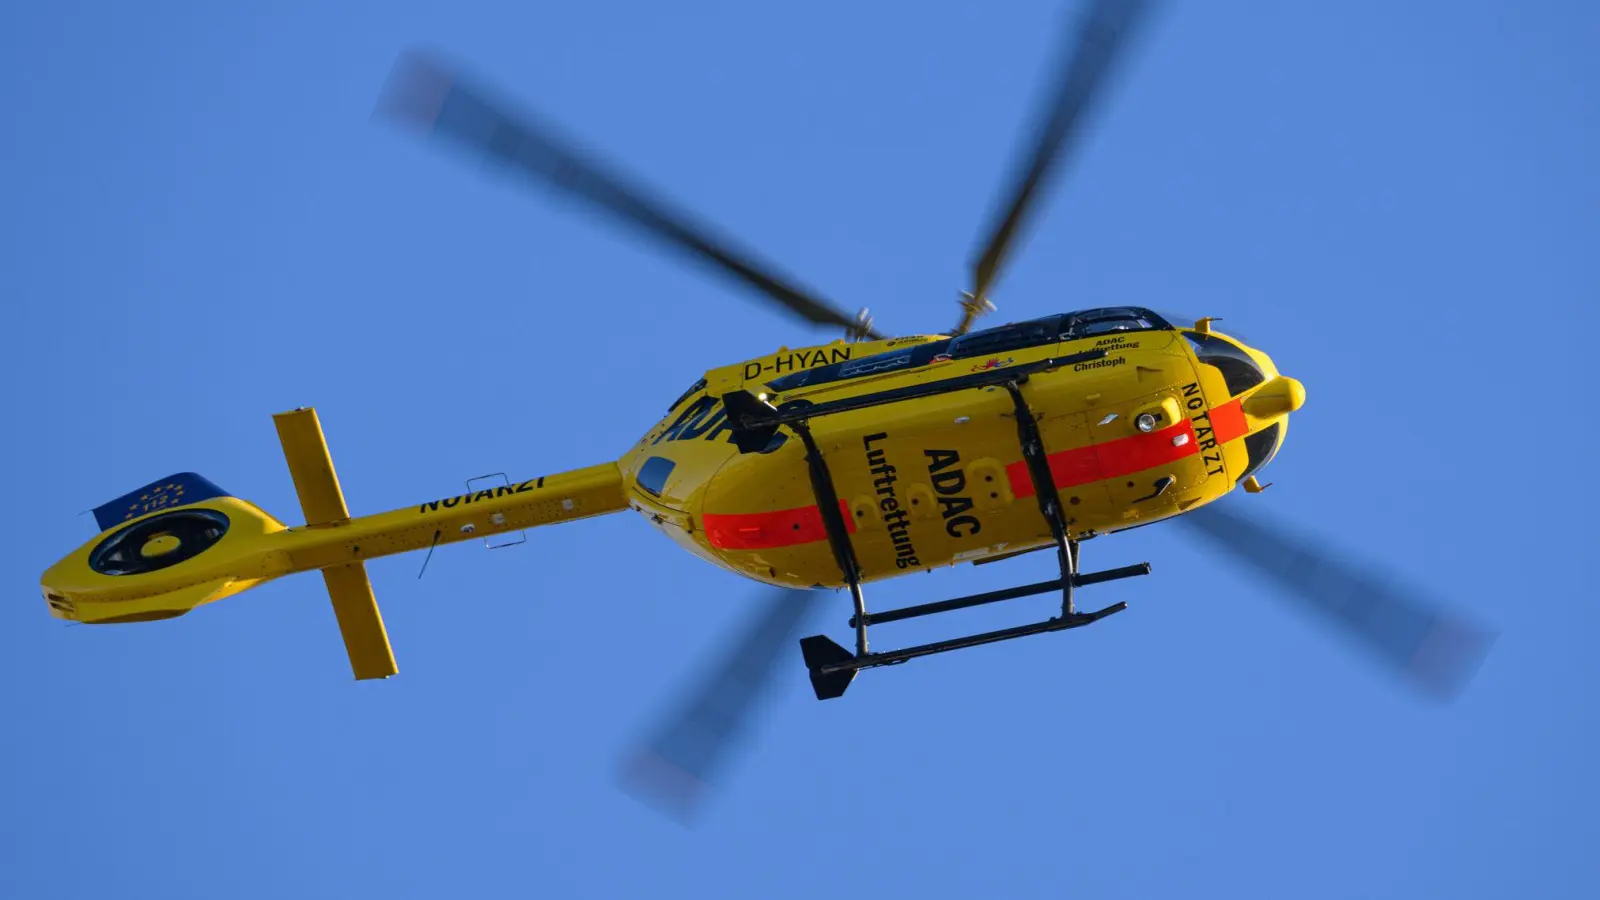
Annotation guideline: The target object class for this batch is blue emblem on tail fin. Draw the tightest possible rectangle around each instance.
[93,473,231,532]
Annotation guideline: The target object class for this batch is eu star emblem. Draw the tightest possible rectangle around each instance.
[93,473,231,532]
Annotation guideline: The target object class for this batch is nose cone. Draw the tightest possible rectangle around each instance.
[1242,376,1306,419]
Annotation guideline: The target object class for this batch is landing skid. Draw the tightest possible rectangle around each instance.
[725,369,1146,701]
[799,566,1139,700]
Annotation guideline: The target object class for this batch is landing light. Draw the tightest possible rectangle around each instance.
[1135,413,1158,433]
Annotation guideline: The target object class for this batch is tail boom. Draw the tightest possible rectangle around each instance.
[40,407,628,679]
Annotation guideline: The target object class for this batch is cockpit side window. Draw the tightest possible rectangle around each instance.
[667,378,707,414]
[1182,331,1266,396]
[947,315,1061,360]
[637,456,676,498]
[1240,423,1281,481]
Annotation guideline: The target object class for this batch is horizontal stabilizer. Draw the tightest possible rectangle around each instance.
[799,634,857,700]
[275,407,396,680]
[273,408,351,526]
[323,563,397,680]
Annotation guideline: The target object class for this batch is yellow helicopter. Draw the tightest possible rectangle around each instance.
[39,0,1488,816]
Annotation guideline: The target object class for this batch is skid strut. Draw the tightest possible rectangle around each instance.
[728,371,1143,701]
[791,422,870,659]
[1004,380,1080,617]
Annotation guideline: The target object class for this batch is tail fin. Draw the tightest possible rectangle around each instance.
[43,406,627,680]
[91,472,231,533]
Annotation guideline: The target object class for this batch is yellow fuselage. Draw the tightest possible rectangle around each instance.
[620,318,1300,589]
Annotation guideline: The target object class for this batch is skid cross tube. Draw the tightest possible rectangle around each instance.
[849,563,1150,629]
[817,604,1129,678]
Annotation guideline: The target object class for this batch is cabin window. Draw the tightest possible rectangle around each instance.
[947,316,1062,360]
[767,338,952,392]
[1182,331,1266,396]
[837,347,917,378]
[1060,307,1166,339]
[1240,423,1281,481]
[636,457,676,498]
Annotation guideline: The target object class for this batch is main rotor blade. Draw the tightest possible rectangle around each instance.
[1176,501,1494,699]
[963,0,1158,334]
[619,587,819,823]
[378,52,880,339]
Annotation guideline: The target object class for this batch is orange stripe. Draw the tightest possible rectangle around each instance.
[1094,420,1201,482]
[703,500,856,550]
[1007,397,1251,499]
[1007,420,1198,499]
[1210,398,1248,443]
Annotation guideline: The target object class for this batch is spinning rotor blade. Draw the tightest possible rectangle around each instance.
[378,52,880,339]
[961,0,1158,335]
[619,588,818,823]
[1177,501,1494,699]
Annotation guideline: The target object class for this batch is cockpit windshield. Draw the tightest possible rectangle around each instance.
[1240,422,1281,481]
[667,377,707,413]
[1182,331,1266,395]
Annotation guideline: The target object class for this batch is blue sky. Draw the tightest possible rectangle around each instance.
[3,1,1596,897]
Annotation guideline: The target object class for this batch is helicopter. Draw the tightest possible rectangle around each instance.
[39,0,1490,819]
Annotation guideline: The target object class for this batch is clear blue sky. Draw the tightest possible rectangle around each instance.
[3,1,1596,897]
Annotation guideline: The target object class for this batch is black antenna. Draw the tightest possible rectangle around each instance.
[417,529,442,579]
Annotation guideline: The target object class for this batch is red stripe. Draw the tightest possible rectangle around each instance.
[1007,397,1252,499]
[1007,420,1199,499]
[1211,398,1248,443]
[1095,421,1200,482]
[1008,448,1089,499]
[703,500,856,550]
